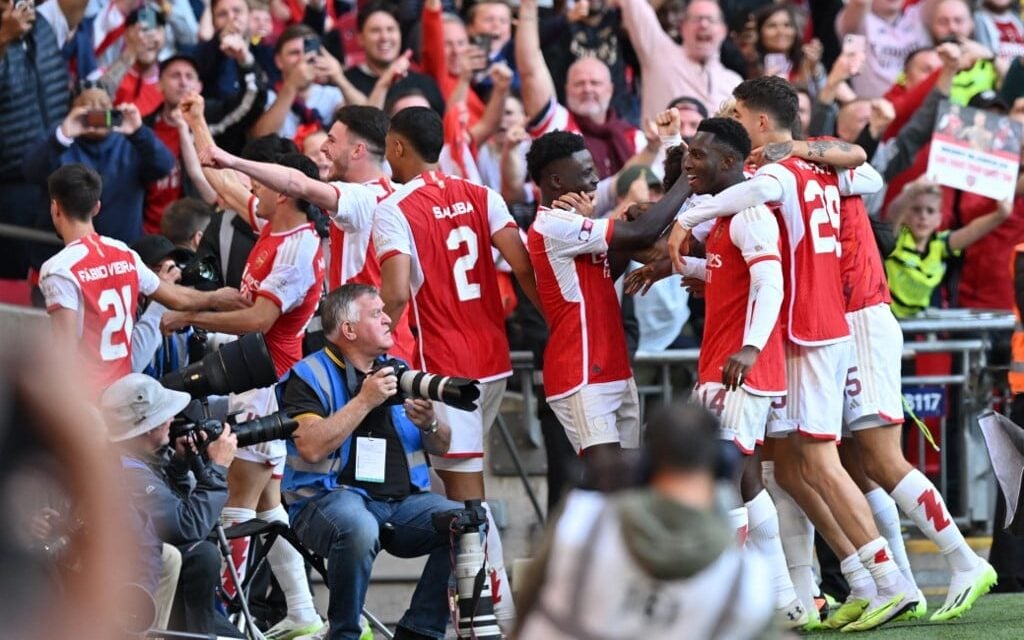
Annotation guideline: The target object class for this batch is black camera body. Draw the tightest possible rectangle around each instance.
[369,358,481,412]
[431,499,488,535]
[170,412,298,452]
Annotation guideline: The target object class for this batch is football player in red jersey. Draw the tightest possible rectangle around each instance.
[524,123,689,469]
[159,95,327,638]
[373,106,539,628]
[197,105,418,360]
[837,196,995,623]
[628,118,806,628]
[670,76,918,631]
[39,163,249,399]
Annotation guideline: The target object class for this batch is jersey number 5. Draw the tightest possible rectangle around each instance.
[804,180,841,257]
[447,226,481,302]
[98,285,135,361]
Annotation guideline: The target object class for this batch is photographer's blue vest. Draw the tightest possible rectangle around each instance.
[277,349,432,513]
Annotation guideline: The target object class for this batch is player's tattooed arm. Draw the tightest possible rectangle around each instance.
[796,138,867,168]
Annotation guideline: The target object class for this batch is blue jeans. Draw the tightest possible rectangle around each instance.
[292,489,462,640]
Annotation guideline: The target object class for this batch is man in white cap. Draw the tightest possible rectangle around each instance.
[102,373,242,637]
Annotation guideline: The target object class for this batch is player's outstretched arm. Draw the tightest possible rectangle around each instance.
[200,146,340,213]
[160,296,282,336]
[149,282,252,313]
[608,172,692,251]
[754,138,867,169]
[677,174,783,231]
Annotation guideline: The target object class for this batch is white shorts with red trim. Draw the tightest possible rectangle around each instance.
[549,378,640,453]
[230,386,286,477]
[694,382,776,454]
[768,339,854,441]
[843,304,906,433]
[430,378,507,473]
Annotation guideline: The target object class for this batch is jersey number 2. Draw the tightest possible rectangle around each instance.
[447,226,481,302]
[98,285,135,361]
[804,180,841,257]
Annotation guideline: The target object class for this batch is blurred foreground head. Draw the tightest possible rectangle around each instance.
[0,324,143,640]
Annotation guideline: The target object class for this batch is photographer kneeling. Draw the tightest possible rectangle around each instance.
[278,284,461,640]
[101,373,244,638]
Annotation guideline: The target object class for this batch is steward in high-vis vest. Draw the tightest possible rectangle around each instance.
[277,283,461,640]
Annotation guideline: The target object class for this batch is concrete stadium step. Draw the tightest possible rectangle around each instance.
[906,535,991,597]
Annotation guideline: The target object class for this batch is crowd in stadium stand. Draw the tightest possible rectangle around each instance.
[7,0,1024,638]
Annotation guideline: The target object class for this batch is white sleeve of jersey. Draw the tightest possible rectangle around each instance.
[259,233,319,313]
[486,187,516,236]
[133,250,162,296]
[729,206,782,264]
[838,163,884,197]
[372,199,413,259]
[329,181,378,232]
[679,256,707,280]
[676,174,784,229]
[744,259,784,351]
[533,209,612,258]
[40,273,80,312]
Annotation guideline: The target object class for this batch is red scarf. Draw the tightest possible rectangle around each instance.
[573,110,636,179]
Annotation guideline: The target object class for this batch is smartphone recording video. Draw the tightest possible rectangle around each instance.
[303,35,320,56]
[842,34,867,76]
[83,110,124,129]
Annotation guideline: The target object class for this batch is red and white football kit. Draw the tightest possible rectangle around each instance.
[689,205,786,454]
[40,232,161,397]
[237,197,326,472]
[679,157,883,439]
[373,171,515,471]
[839,196,905,432]
[325,176,415,361]
[527,206,638,452]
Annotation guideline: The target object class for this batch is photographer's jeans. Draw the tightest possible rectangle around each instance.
[293,489,462,640]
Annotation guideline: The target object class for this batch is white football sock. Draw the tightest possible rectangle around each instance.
[864,487,915,586]
[891,469,977,573]
[220,506,256,597]
[258,505,319,624]
[746,490,799,607]
[763,461,817,613]
[728,506,749,546]
[482,502,515,630]
[857,538,903,596]
[840,553,877,601]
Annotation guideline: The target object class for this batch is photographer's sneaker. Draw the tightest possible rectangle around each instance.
[265,617,324,640]
[931,560,997,622]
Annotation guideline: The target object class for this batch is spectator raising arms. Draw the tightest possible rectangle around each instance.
[516,0,646,179]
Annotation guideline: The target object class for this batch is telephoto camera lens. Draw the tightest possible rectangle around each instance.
[161,332,278,399]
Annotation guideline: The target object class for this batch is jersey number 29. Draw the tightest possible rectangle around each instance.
[98,285,135,361]
[447,226,481,301]
[804,180,841,257]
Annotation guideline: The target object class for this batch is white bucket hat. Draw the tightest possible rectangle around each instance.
[101,374,191,442]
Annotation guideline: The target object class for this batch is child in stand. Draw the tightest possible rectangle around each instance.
[885,179,1011,317]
